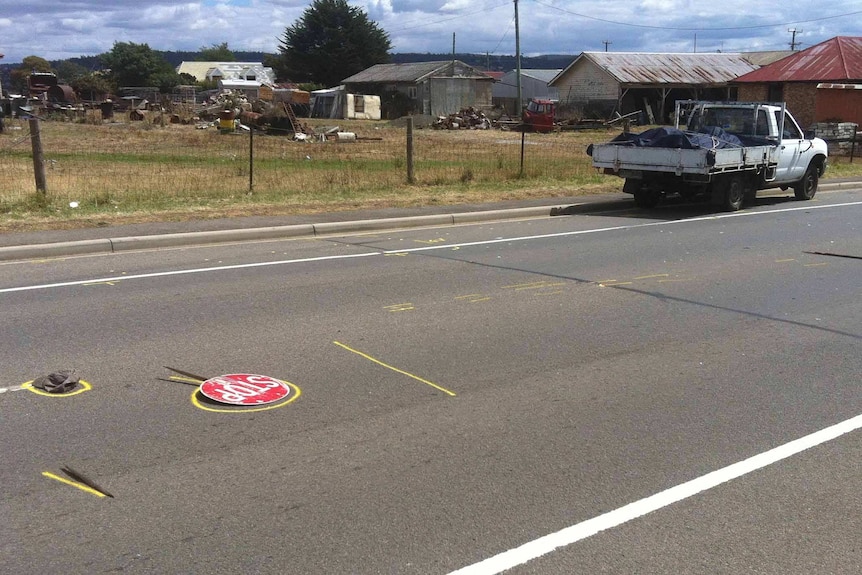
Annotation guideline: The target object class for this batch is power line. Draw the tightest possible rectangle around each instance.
[531,1,862,32]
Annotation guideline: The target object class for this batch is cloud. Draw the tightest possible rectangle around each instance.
[0,1,859,63]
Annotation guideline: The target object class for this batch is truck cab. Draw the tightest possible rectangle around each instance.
[681,101,824,187]
[522,98,556,133]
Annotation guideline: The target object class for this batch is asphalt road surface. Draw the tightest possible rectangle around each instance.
[2,189,860,574]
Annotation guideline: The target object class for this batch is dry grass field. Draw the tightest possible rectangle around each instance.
[1,115,859,232]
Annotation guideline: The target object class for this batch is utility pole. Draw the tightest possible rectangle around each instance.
[602,40,612,52]
[452,32,456,67]
[514,0,524,178]
[514,0,522,115]
[788,28,802,51]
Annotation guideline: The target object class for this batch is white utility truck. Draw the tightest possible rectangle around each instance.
[587,101,828,210]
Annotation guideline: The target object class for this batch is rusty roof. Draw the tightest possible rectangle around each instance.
[553,52,758,86]
[735,37,862,83]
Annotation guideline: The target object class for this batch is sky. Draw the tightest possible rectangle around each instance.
[0,0,861,64]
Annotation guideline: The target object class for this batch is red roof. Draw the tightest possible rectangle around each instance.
[735,36,862,83]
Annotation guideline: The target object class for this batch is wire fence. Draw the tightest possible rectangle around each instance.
[0,115,613,212]
[1,114,857,214]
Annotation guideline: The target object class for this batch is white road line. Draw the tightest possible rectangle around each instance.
[2,200,861,295]
[0,385,26,394]
[448,412,862,575]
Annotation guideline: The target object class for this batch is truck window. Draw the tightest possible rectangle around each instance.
[773,110,802,139]
[755,110,769,136]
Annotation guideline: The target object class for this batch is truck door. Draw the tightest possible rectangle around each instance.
[772,110,805,184]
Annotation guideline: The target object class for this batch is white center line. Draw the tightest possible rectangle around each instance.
[2,200,861,295]
[447,412,862,575]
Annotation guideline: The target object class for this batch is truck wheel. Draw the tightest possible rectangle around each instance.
[793,165,819,200]
[711,175,744,211]
[634,188,660,208]
[622,178,641,195]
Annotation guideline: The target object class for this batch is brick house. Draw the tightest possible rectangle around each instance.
[733,36,862,129]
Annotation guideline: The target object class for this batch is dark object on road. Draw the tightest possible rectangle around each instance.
[61,465,114,498]
[32,370,79,393]
[163,365,209,382]
[803,250,862,261]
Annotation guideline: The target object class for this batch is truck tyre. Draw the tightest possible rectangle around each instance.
[622,178,641,195]
[634,188,660,208]
[712,175,744,211]
[793,165,819,200]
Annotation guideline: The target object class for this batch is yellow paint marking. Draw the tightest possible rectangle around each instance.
[775,258,796,263]
[634,274,669,280]
[191,381,301,413]
[658,278,692,283]
[503,281,548,289]
[333,341,456,397]
[596,279,616,283]
[384,303,415,312]
[455,294,491,303]
[385,252,409,257]
[414,238,447,244]
[42,472,107,498]
[504,281,565,291]
[83,281,118,286]
[598,281,633,287]
[170,375,203,384]
[804,262,829,267]
[22,380,92,397]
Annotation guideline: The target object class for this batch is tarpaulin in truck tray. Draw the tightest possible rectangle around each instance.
[607,126,745,150]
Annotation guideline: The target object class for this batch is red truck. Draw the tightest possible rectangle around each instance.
[521,98,556,132]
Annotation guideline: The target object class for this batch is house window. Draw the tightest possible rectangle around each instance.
[407,86,417,99]
[354,95,365,113]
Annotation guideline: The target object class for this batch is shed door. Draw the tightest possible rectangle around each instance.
[430,77,475,117]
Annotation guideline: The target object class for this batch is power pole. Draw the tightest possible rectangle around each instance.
[788,28,803,51]
[514,0,522,115]
[602,40,612,52]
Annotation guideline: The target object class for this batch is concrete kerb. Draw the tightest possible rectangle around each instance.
[0,202,611,262]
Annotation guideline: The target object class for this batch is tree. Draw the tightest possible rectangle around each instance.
[55,61,91,85]
[100,41,176,88]
[276,0,391,87]
[197,42,235,62]
[10,55,53,92]
[71,73,113,101]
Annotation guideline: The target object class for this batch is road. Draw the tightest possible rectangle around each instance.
[1,189,860,574]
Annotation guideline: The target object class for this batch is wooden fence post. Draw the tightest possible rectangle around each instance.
[29,118,47,194]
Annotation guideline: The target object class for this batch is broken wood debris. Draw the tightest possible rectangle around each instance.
[432,107,492,130]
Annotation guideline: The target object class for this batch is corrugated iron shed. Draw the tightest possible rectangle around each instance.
[735,36,862,82]
[520,69,563,83]
[554,52,758,86]
[741,50,795,67]
[342,60,492,84]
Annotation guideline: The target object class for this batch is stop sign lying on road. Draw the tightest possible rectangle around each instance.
[200,374,292,406]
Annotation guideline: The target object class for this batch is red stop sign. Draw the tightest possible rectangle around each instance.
[200,374,291,406]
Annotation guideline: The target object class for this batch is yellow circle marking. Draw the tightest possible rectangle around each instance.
[22,380,93,397]
[190,380,301,413]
